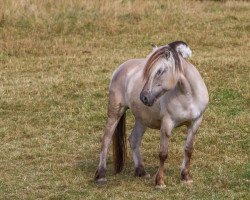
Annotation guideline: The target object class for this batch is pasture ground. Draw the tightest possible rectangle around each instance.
[0,0,249,199]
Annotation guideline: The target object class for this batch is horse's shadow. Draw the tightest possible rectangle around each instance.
[73,158,177,187]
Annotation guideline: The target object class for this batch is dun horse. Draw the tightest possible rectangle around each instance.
[94,41,209,188]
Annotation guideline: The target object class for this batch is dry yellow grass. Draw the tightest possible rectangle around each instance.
[0,0,249,199]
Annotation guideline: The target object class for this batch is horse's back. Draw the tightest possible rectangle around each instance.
[110,58,145,84]
[108,58,145,107]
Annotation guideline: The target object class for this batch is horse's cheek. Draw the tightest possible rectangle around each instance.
[169,76,177,89]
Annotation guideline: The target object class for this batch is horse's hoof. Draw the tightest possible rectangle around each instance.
[155,184,166,189]
[134,166,150,178]
[180,174,193,185]
[96,178,107,185]
[143,172,151,179]
[181,179,193,185]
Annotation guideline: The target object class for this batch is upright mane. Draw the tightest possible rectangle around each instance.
[143,44,182,79]
[168,41,192,59]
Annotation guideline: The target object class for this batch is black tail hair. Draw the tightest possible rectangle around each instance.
[112,113,126,174]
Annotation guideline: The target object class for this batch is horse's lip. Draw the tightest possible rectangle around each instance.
[143,89,167,107]
[146,103,154,107]
[143,98,155,107]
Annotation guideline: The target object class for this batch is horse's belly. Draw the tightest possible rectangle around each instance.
[139,116,161,129]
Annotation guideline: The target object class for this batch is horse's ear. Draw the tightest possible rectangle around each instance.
[164,49,170,59]
[151,44,158,51]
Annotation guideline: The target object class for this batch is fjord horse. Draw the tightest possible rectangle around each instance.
[94,41,209,188]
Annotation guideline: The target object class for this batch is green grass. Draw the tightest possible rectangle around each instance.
[0,0,249,199]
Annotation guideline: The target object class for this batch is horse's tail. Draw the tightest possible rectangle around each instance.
[112,112,126,174]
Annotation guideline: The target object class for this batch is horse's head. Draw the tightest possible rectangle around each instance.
[140,46,183,106]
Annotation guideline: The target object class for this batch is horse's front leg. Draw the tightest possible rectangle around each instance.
[181,116,203,183]
[155,119,173,189]
[129,121,149,178]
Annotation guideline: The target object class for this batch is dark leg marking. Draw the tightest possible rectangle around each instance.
[94,166,107,185]
[134,165,150,178]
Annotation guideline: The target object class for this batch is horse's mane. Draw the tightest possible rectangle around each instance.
[143,43,184,79]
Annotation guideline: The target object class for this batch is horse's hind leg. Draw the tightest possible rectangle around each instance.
[180,116,203,183]
[129,120,149,178]
[94,92,125,184]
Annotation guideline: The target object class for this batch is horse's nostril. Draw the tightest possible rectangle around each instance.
[140,95,148,104]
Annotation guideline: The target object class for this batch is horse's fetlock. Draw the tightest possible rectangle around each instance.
[181,168,188,176]
[134,165,147,177]
[159,152,168,163]
[94,166,106,180]
[180,168,192,182]
[155,172,165,186]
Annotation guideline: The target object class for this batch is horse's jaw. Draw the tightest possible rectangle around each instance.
[140,89,167,107]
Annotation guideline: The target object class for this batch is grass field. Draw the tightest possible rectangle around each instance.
[0,0,249,199]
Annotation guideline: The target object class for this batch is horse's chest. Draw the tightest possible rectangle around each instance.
[129,100,161,129]
[169,102,202,124]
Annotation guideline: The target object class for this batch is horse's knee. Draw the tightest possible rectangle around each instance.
[184,146,193,158]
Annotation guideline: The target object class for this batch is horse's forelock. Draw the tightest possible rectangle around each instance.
[143,46,182,80]
[169,46,183,75]
[143,47,167,79]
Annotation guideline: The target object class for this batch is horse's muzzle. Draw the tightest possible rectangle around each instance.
[140,91,155,107]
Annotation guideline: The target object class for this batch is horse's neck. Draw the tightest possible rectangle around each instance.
[178,60,205,99]
[178,74,192,96]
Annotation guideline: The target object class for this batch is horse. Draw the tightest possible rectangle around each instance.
[94,41,209,189]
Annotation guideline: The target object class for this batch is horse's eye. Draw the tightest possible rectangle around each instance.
[156,69,162,76]
[156,69,166,76]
